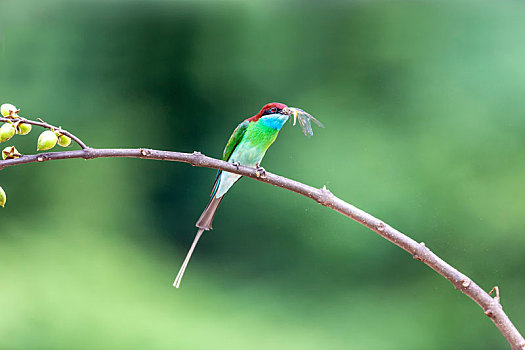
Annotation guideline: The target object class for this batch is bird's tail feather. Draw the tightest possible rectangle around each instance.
[173,196,223,288]
[173,228,205,288]
[195,196,223,230]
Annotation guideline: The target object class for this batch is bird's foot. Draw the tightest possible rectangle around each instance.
[232,161,241,170]
[255,163,266,178]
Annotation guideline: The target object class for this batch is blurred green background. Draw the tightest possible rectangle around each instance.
[1,0,524,349]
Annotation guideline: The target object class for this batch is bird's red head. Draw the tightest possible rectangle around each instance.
[246,102,289,122]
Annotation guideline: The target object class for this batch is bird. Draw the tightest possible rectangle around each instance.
[173,102,322,288]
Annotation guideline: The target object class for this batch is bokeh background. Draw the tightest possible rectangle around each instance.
[1,0,524,349]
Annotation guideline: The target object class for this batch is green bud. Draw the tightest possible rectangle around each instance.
[2,146,21,160]
[16,123,32,135]
[37,130,58,151]
[0,186,6,208]
[0,123,16,142]
[1,103,17,117]
[57,134,71,147]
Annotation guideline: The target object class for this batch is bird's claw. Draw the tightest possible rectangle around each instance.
[255,164,266,178]
[232,161,241,170]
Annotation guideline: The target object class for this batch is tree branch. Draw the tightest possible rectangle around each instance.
[1,109,524,348]
[0,146,523,349]
[0,116,87,149]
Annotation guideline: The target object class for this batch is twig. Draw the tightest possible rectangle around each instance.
[490,286,501,304]
[0,116,87,149]
[0,126,523,349]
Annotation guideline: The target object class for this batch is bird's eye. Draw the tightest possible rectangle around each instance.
[270,107,277,113]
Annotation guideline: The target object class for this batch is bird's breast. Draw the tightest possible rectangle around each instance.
[230,141,264,166]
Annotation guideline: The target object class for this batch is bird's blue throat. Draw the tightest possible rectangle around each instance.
[260,114,289,130]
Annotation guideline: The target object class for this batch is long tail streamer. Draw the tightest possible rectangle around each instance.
[173,228,205,288]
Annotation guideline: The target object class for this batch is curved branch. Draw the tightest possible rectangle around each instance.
[0,116,87,149]
[1,147,524,349]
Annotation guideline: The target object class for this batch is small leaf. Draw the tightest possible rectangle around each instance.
[37,130,58,151]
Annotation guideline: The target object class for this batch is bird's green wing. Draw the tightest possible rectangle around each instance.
[209,120,249,197]
[222,120,249,161]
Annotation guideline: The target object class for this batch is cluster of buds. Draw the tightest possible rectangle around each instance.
[0,103,72,152]
[0,103,32,142]
[0,103,25,208]
[0,102,73,208]
[37,129,71,151]
[0,145,20,207]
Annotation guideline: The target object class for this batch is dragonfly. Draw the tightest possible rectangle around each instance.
[288,107,324,137]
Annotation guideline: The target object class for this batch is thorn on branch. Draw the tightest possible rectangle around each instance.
[484,287,502,319]
[489,286,501,304]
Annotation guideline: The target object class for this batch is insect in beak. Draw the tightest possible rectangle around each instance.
[282,107,299,126]
[285,107,324,137]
